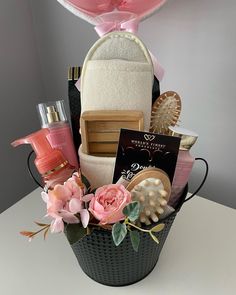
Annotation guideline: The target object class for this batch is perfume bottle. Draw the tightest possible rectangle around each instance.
[37,100,79,169]
[168,126,198,208]
[11,129,75,189]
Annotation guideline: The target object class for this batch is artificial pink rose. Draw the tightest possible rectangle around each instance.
[89,184,132,225]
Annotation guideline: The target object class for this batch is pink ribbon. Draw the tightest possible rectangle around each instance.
[95,17,139,36]
[149,51,164,81]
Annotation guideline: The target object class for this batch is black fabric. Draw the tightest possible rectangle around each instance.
[152,75,160,104]
[68,67,82,152]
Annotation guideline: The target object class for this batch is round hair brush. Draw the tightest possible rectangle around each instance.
[150,91,182,135]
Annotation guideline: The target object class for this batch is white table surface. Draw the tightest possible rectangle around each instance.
[0,188,235,295]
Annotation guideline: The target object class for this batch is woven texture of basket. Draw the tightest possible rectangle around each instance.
[67,186,188,286]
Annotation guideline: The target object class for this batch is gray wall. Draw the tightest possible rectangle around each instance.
[0,0,45,213]
[1,0,235,212]
[30,0,236,209]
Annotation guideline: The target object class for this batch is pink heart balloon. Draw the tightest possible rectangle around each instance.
[57,0,167,25]
[64,0,114,16]
[57,0,166,82]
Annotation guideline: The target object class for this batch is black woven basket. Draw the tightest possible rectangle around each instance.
[68,186,187,286]
[66,158,208,286]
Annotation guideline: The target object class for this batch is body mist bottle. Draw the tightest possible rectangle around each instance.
[37,100,79,169]
[168,126,198,208]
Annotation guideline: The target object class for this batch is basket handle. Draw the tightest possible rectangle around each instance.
[27,151,208,204]
[184,157,209,203]
[27,150,44,188]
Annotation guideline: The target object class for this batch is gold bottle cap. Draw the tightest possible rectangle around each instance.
[46,106,60,124]
[169,126,198,150]
[37,100,67,128]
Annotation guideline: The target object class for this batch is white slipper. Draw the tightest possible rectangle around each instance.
[79,32,153,188]
[81,31,153,130]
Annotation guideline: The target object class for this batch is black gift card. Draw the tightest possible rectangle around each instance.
[113,129,180,184]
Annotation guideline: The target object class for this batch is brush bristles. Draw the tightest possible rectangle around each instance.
[131,177,169,224]
[150,91,182,135]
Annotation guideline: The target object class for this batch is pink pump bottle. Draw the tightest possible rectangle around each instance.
[11,129,75,189]
[168,126,198,207]
[37,100,79,170]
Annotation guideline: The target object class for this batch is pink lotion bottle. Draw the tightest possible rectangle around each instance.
[168,126,198,207]
[37,100,79,170]
[11,129,75,190]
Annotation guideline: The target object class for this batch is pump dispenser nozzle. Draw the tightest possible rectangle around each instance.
[11,129,68,175]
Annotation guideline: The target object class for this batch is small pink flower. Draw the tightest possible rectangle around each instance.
[80,209,90,228]
[65,178,84,200]
[51,217,64,233]
[69,172,85,192]
[41,173,92,233]
[47,184,70,213]
[89,184,131,225]
[82,194,94,203]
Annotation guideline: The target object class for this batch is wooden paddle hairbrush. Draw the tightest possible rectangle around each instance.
[150,91,182,135]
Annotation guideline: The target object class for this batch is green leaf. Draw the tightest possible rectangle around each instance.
[149,232,160,244]
[81,174,91,191]
[123,201,141,222]
[112,223,127,246]
[65,223,87,245]
[129,230,140,252]
[151,223,165,233]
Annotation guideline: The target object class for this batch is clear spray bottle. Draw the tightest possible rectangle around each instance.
[37,100,79,169]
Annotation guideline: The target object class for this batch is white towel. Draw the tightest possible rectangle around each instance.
[79,146,115,189]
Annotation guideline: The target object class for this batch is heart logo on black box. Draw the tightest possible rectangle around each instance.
[144,134,155,141]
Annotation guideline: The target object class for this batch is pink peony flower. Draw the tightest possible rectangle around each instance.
[41,173,93,233]
[89,184,132,225]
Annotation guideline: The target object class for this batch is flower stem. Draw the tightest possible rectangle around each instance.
[89,223,112,230]
[126,222,150,233]
[29,224,50,238]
